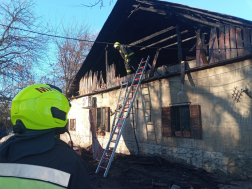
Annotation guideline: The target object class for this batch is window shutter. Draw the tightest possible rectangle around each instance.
[162,107,172,137]
[189,105,202,139]
[105,107,110,132]
[90,108,97,131]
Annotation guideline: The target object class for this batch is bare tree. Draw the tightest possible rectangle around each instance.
[49,21,96,98]
[78,0,114,8]
[0,0,48,123]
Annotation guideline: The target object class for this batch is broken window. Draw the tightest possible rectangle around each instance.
[90,107,110,136]
[162,105,201,139]
[67,119,76,131]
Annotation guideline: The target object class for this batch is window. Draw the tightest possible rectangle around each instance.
[67,119,76,131]
[90,107,110,135]
[92,97,97,108]
[162,105,201,139]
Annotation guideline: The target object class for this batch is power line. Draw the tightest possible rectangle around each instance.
[0,23,251,51]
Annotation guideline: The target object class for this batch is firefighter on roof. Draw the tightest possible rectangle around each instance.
[114,42,138,75]
[0,84,91,189]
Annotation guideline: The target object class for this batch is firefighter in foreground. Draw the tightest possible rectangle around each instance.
[0,84,91,189]
[114,42,139,75]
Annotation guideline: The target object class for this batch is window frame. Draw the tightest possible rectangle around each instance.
[162,105,202,139]
[67,118,76,131]
[90,107,110,135]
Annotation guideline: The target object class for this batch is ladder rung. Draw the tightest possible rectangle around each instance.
[103,157,110,160]
[122,111,127,112]
[130,91,136,93]
[107,148,113,151]
[139,66,144,69]
[119,118,125,120]
[128,97,133,99]
[133,84,138,87]
[100,166,107,169]
[114,132,119,135]
[135,78,140,81]
[111,140,116,143]
[142,60,146,63]
[125,104,130,105]
[137,72,142,75]
[116,125,122,127]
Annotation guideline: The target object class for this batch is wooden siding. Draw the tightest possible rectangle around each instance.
[105,107,110,132]
[189,105,202,139]
[196,25,252,66]
[162,107,172,137]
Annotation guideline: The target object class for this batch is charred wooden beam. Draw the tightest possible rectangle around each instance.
[181,61,185,84]
[161,35,196,49]
[236,27,243,56]
[136,1,252,28]
[149,48,160,77]
[140,30,188,50]
[166,4,252,28]
[225,25,231,59]
[176,24,183,64]
[219,25,226,61]
[135,5,167,15]
[176,24,184,84]
[230,25,237,58]
[196,29,208,65]
[128,4,140,18]
[243,28,251,55]
[136,5,221,27]
[177,13,221,27]
[105,44,108,83]
[209,27,218,64]
[129,26,176,47]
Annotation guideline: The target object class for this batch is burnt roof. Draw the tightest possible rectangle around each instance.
[71,0,252,94]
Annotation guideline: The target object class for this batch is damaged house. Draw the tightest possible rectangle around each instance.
[61,0,252,178]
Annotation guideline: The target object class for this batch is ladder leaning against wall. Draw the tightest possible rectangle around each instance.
[95,56,150,177]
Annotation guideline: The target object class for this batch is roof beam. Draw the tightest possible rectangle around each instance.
[129,26,176,47]
[176,24,183,64]
[196,29,208,65]
[136,1,252,28]
[167,4,252,28]
[140,30,188,50]
[161,35,196,49]
[135,5,221,28]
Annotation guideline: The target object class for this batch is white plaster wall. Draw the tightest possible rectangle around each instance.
[63,59,252,178]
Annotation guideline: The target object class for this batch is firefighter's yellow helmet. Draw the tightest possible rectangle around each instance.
[114,42,120,49]
[11,84,70,132]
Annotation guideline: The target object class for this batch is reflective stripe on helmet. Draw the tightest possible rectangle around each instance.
[127,70,131,73]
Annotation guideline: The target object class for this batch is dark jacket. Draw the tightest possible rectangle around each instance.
[0,130,7,140]
[119,44,134,60]
[0,130,91,189]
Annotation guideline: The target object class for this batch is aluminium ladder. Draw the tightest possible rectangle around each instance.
[95,56,150,177]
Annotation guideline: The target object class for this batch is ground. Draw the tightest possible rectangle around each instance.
[1,135,252,189]
[81,149,252,189]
